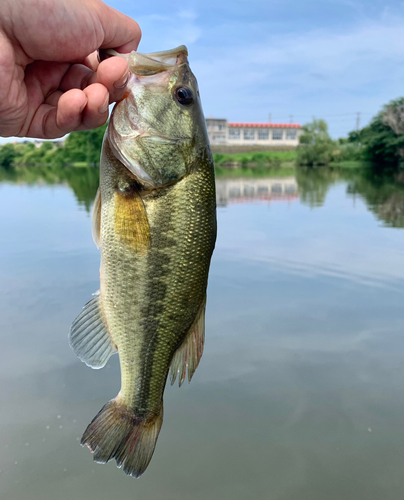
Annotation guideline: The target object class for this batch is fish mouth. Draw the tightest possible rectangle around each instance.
[106,45,192,188]
[99,46,188,75]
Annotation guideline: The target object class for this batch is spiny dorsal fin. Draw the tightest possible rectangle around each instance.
[69,296,116,369]
[170,297,206,387]
[92,187,101,248]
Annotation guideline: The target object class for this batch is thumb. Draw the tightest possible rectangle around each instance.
[95,2,142,53]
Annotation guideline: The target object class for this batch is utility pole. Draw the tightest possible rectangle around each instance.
[268,113,272,123]
[290,115,293,124]
[356,112,361,130]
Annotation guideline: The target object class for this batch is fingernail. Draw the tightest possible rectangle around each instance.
[114,71,130,89]
[99,96,109,114]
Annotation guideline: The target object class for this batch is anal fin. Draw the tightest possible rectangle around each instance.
[69,295,116,369]
[170,297,206,387]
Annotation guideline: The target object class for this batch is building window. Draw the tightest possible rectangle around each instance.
[213,135,226,141]
[218,125,226,130]
[244,129,255,140]
[286,130,297,140]
[272,129,283,140]
[229,129,240,140]
[258,130,269,140]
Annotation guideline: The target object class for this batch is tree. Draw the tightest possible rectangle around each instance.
[297,119,337,166]
[0,143,16,167]
[357,97,404,166]
[62,123,107,165]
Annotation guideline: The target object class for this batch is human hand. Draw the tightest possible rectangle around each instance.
[0,0,141,139]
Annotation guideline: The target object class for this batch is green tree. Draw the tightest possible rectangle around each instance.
[297,119,337,166]
[62,123,107,164]
[356,97,404,166]
[0,143,16,167]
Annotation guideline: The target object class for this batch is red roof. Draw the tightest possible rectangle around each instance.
[228,123,301,128]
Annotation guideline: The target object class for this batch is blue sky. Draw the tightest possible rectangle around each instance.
[114,0,404,138]
[4,0,404,142]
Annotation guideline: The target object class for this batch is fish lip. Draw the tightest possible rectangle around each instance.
[100,46,188,66]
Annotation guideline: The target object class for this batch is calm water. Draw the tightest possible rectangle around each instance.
[1,166,404,500]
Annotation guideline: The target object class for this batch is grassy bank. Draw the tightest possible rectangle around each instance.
[213,151,297,166]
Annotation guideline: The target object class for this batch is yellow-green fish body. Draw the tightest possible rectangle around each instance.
[69,46,216,477]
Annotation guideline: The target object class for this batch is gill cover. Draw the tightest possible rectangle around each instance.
[108,46,209,189]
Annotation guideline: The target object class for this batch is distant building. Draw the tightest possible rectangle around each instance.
[206,118,302,147]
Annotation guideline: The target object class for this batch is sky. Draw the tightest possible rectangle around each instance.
[120,0,404,138]
[5,0,404,141]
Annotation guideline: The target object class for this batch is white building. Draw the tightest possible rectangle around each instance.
[206,118,302,147]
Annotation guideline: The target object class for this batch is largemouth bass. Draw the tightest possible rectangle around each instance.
[69,45,216,477]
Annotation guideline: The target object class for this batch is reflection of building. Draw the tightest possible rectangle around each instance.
[216,177,298,206]
[206,118,302,147]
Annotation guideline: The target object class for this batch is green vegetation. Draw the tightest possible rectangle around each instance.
[213,150,296,166]
[0,143,17,167]
[0,123,107,167]
[298,97,404,168]
[349,97,404,166]
[296,119,337,166]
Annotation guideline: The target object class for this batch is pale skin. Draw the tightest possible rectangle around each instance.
[0,0,142,138]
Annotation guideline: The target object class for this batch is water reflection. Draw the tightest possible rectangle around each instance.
[345,168,404,228]
[216,177,298,206]
[0,165,99,211]
[0,163,404,499]
[2,164,403,228]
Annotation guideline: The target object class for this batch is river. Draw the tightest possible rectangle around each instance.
[0,165,403,500]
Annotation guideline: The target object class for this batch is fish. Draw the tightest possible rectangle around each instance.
[69,45,216,478]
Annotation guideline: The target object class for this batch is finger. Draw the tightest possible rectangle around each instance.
[95,3,142,52]
[76,83,109,130]
[82,52,99,72]
[25,88,87,138]
[44,90,63,107]
[88,57,130,103]
[59,58,129,104]
[59,64,94,92]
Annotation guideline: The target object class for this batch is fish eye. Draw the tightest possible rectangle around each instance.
[174,87,194,106]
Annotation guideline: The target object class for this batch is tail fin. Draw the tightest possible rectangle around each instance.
[81,399,163,478]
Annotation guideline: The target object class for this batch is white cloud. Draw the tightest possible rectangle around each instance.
[193,12,404,135]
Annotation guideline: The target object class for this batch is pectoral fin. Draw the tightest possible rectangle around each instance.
[69,296,116,369]
[170,297,206,387]
[114,188,150,254]
[92,188,101,248]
